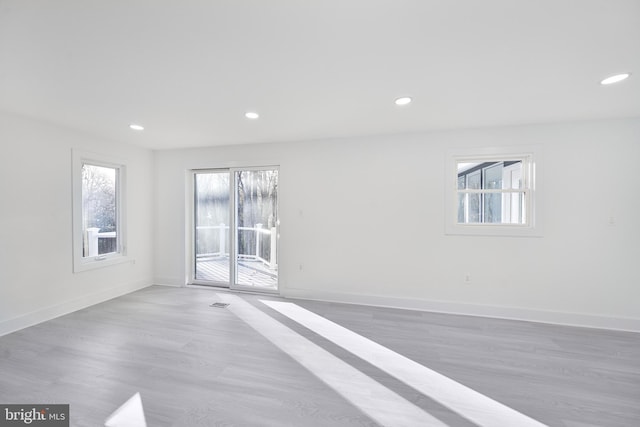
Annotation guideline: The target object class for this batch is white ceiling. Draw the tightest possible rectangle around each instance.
[1,0,638,150]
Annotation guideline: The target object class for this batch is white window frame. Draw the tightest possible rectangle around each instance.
[72,149,129,272]
[445,146,543,237]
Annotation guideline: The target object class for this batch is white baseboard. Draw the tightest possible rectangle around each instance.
[0,280,151,337]
[281,288,640,333]
[153,277,185,287]
[154,283,183,287]
[5,283,635,336]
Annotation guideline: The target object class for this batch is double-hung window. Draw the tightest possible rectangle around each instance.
[457,159,528,224]
[446,147,541,236]
[72,150,127,271]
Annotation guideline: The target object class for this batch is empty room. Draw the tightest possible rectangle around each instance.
[1,1,639,426]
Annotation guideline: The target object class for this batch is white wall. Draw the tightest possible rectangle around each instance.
[0,111,154,335]
[4,112,635,335]
[154,118,640,331]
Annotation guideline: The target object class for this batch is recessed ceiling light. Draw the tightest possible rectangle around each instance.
[129,124,144,131]
[394,97,412,106]
[245,111,259,119]
[600,73,631,85]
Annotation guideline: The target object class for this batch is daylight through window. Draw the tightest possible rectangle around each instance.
[81,163,119,257]
[456,158,530,225]
[72,150,127,272]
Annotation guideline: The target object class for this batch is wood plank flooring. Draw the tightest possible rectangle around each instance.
[0,286,638,426]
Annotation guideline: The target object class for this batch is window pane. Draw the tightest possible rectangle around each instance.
[194,172,230,283]
[456,176,465,223]
[503,191,526,224]
[457,162,481,176]
[483,193,501,223]
[466,170,481,189]
[82,164,117,257]
[483,163,503,189]
[482,163,502,222]
[504,161,522,189]
[236,169,279,289]
[465,171,481,223]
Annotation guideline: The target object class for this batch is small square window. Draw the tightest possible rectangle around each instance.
[446,147,541,237]
[457,160,527,225]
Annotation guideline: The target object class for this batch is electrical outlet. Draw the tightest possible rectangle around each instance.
[464,273,471,284]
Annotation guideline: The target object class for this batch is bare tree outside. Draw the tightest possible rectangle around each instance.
[236,170,278,260]
[194,169,278,288]
[82,164,117,255]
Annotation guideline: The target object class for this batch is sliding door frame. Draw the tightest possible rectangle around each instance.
[230,166,279,294]
[187,166,279,294]
[188,168,232,288]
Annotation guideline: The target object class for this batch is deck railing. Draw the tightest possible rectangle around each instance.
[196,223,277,270]
[85,224,276,270]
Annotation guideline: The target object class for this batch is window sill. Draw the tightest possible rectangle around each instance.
[73,255,134,273]
[445,223,542,237]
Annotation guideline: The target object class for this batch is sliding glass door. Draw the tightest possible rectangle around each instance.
[192,167,279,292]
[194,171,230,284]
[233,168,279,290]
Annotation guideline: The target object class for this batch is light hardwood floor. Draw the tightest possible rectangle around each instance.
[0,286,638,426]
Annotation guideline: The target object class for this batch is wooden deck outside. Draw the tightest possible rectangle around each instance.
[195,256,277,290]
